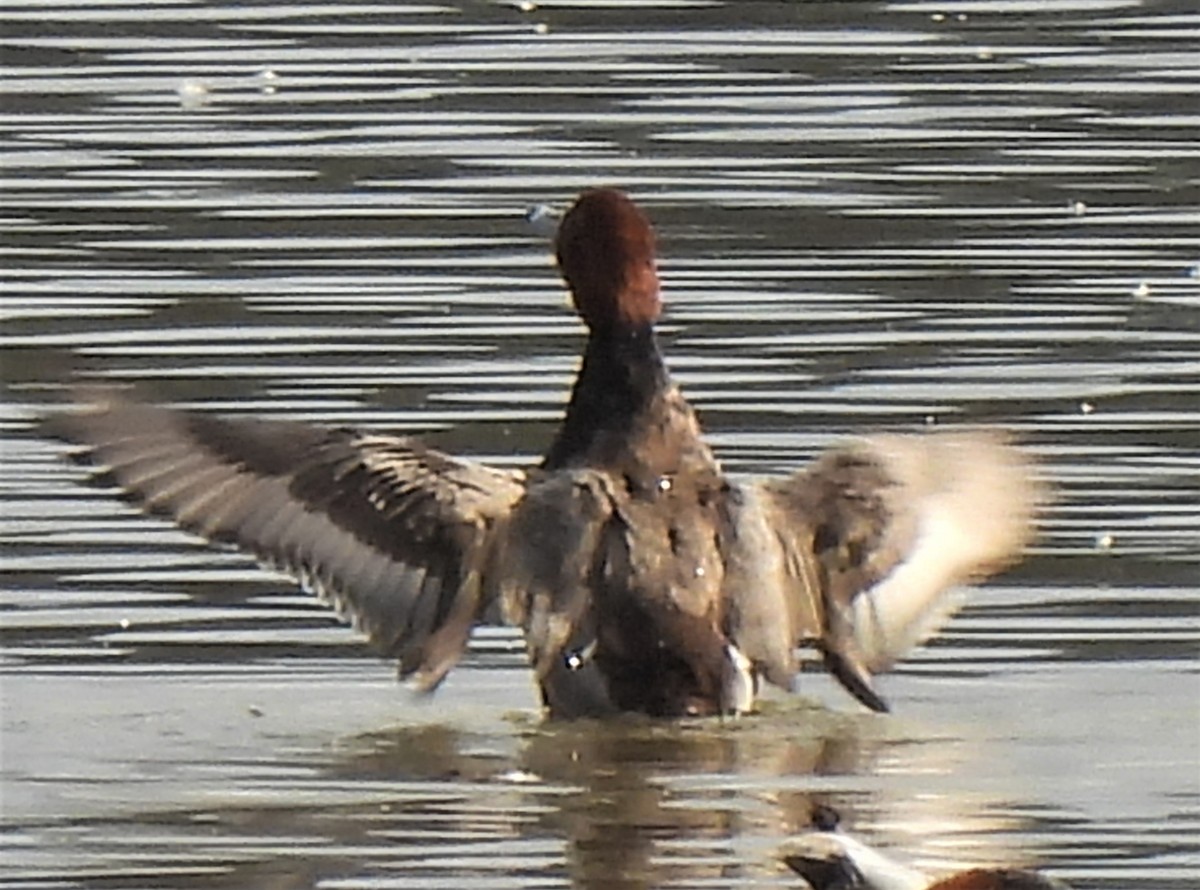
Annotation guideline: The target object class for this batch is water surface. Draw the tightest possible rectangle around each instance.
[2,1,1198,888]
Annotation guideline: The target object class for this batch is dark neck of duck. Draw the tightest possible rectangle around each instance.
[542,325,670,470]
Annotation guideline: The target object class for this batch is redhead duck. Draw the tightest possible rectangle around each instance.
[47,188,1041,719]
[784,807,1071,890]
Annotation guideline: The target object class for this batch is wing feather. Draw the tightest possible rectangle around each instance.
[46,391,527,690]
[757,429,1042,710]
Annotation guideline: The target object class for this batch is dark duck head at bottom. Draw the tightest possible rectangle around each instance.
[46,188,1045,721]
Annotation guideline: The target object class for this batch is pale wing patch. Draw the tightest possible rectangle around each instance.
[850,431,1042,671]
[753,428,1042,709]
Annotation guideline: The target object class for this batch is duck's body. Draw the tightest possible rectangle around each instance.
[47,189,1040,719]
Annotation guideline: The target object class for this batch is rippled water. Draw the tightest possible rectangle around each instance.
[2,1,1198,888]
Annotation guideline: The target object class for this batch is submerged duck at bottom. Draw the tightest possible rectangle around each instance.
[784,808,1070,890]
[47,188,1042,720]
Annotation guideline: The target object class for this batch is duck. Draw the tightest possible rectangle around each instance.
[46,188,1041,720]
[784,806,1071,890]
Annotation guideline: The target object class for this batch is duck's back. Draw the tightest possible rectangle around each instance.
[498,363,751,716]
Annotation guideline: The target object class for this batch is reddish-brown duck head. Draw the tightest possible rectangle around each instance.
[555,188,662,333]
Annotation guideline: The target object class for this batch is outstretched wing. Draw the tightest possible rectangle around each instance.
[45,392,527,691]
[756,430,1042,711]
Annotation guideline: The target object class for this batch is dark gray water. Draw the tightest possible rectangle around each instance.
[2,1,1198,888]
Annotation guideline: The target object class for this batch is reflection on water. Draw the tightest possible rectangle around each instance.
[1,0,1198,888]
[1,699,1060,889]
[15,685,1189,889]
